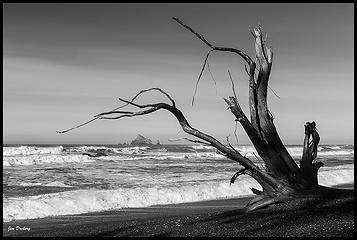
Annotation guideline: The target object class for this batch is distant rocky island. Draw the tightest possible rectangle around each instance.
[129,134,161,146]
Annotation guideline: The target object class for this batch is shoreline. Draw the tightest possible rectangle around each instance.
[3,184,354,237]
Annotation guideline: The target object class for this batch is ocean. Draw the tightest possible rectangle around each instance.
[3,144,354,222]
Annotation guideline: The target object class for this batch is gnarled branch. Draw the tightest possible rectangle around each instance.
[57,18,339,213]
[57,88,175,134]
[94,88,281,190]
[300,121,322,185]
[173,17,257,108]
[230,168,248,185]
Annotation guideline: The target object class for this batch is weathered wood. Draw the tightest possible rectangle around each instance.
[251,26,301,176]
[58,18,353,212]
[300,121,322,186]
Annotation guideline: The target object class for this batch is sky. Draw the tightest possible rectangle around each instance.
[3,3,354,145]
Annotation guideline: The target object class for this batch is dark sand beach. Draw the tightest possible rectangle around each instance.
[3,184,354,237]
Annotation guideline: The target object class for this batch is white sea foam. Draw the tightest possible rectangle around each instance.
[3,164,353,222]
[150,148,168,153]
[6,145,349,160]
[97,152,227,161]
[68,146,151,155]
[97,155,162,161]
[2,145,353,167]
[67,145,123,155]
[18,181,73,188]
[3,146,64,156]
[97,148,352,162]
[318,164,354,186]
[326,146,341,150]
[120,146,150,154]
[232,146,353,158]
[68,145,112,152]
[3,154,94,167]
[191,145,216,150]
[3,178,259,222]
[319,150,354,156]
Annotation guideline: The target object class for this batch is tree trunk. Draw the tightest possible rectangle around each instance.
[58,18,353,212]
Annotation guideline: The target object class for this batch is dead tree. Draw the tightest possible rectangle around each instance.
[58,18,352,211]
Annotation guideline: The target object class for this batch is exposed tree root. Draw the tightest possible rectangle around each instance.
[245,195,289,212]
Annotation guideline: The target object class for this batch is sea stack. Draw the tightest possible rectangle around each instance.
[130,134,153,146]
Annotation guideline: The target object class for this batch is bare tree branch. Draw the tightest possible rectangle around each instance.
[234,121,239,146]
[250,187,264,195]
[125,88,176,107]
[252,152,261,161]
[168,137,212,146]
[228,70,238,100]
[96,110,138,116]
[56,118,99,134]
[99,107,161,120]
[173,17,254,66]
[244,64,250,76]
[268,86,281,99]
[184,137,213,146]
[192,50,213,106]
[230,168,248,185]
[57,19,342,212]
[226,135,239,154]
[57,88,175,134]
[91,88,281,189]
[300,121,321,185]
[206,61,218,96]
[173,17,214,48]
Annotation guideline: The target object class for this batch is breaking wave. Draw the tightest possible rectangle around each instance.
[3,164,353,222]
[18,181,73,188]
[67,146,150,155]
[3,154,94,167]
[3,179,260,222]
[3,146,64,156]
[230,145,353,158]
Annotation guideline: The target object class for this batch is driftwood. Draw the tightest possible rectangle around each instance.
[58,18,352,211]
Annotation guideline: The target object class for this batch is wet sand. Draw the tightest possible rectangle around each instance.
[3,184,354,237]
